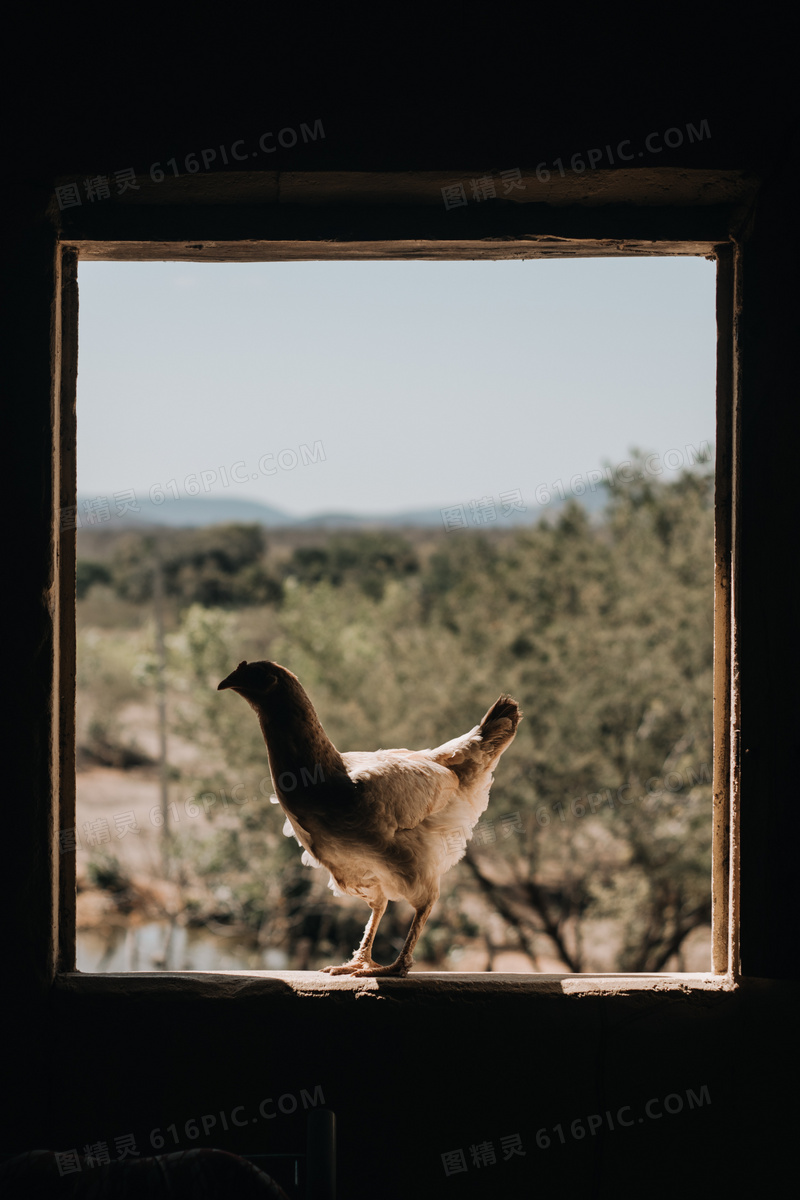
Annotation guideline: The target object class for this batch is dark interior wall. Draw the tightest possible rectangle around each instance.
[4,21,799,1197]
[40,974,800,1195]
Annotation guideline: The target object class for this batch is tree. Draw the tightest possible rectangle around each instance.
[451,458,714,971]
[284,531,419,600]
[76,560,112,600]
[109,524,282,608]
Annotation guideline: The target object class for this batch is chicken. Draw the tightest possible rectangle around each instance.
[217,660,521,977]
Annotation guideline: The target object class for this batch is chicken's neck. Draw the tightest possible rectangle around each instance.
[253,687,346,797]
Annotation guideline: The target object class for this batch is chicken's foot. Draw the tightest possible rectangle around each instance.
[320,897,388,975]
[320,957,383,976]
[349,899,436,978]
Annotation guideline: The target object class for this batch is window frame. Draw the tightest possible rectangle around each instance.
[51,169,746,990]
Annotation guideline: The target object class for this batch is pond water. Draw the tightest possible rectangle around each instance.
[77,921,290,972]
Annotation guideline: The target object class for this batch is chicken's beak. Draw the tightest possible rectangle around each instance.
[218,661,248,691]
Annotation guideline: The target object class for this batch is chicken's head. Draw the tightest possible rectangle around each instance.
[218,660,313,724]
[218,660,280,701]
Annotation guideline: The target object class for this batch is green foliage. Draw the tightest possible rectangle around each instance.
[284,531,419,600]
[77,625,152,756]
[168,604,273,793]
[77,560,112,600]
[109,524,282,608]
[77,458,715,971]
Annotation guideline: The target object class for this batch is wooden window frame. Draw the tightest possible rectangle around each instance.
[50,168,749,994]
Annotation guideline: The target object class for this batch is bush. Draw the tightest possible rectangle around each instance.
[77,560,112,600]
[107,524,282,608]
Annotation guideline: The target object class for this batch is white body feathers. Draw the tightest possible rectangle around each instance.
[279,716,514,909]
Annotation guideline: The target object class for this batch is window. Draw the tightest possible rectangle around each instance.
[51,167,746,990]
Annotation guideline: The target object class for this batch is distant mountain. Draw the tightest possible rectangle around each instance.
[75,488,607,532]
[76,494,294,529]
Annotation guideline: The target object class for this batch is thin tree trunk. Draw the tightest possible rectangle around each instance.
[152,550,170,876]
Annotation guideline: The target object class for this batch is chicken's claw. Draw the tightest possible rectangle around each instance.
[319,959,381,975]
[349,960,411,978]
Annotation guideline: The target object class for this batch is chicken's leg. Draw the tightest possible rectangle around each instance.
[350,898,436,978]
[320,897,388,975]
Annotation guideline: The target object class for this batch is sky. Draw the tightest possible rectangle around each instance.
[76,257,716,518]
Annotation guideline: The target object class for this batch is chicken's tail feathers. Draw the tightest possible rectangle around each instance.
[479,694,522,757]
